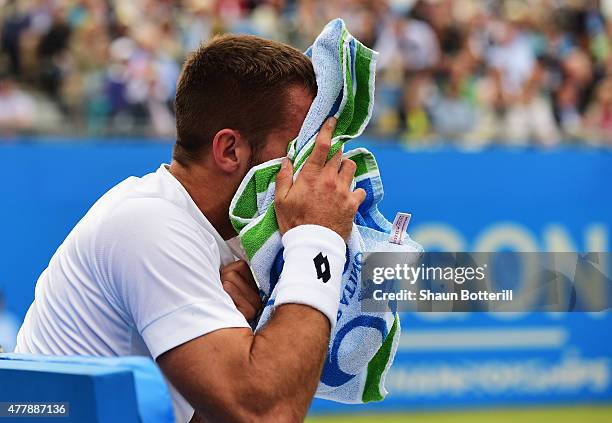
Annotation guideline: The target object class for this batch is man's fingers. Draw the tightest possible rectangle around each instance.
[275,157,293,200]
[230,274,262,311]
[338,157,357,186]
[220,269,261,310]
[223,260,257,292]
[223,280,259,321]
[220,261,262,315]
[306,117,336,169]
[324,148,343,174]
[226,277,261,312]
[351,188,367,209]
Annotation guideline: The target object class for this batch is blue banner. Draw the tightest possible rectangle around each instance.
[1,141,611,411]
[311,311,612,413]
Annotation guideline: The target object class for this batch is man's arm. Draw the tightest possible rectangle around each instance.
[160,305,329,423]
[157,118,366,422]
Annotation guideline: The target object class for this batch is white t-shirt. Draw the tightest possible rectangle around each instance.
[15,164,251,422]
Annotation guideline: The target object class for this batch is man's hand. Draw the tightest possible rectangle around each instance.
[275,117,366,241]
[220,260,262,322]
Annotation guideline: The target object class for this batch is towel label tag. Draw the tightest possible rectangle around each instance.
[389,212,411,245]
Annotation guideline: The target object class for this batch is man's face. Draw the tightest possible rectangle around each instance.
[251,84,314,166]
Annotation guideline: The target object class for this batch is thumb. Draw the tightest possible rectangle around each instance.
[275,157,293,200]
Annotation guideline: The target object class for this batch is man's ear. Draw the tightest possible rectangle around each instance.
[211,129,251,173]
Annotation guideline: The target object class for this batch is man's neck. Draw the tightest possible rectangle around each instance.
[168,160,237,240]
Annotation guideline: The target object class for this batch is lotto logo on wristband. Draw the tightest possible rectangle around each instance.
[313,252,331,283]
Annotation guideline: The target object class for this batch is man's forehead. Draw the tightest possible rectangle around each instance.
[285,84,315,126]
[273,84,314,140]
[254,85,314,164]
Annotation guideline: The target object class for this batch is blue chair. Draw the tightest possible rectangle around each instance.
[0,354,174,422]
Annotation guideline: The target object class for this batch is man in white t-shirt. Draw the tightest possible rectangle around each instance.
[15,35,365,422]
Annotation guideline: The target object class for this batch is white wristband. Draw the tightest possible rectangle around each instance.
[274,225,346,330]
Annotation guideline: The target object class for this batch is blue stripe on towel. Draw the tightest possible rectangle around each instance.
[320,315,388,387]
[349,39,357,93]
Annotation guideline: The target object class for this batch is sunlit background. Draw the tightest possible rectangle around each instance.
[1,0,611,421]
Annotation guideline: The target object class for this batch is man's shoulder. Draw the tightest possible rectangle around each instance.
[82,167,219,262]
[91,195,219,279]
[101,196,204,242]
[92,168,200,237]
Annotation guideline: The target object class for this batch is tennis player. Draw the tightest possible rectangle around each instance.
[15,35,365,423]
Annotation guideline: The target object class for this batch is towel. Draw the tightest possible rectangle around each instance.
[229,18,423,403]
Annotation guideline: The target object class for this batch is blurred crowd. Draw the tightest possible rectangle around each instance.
[1,0,611,147]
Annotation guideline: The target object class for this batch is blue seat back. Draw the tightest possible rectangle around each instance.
[0,354,174,423]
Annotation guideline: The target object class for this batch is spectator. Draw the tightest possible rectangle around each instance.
[556,81,584,138]
[399,74,432,144]
[37,6,71,110]
[429,55,477,141]
[584,76,612,144]
[486,19,536,101]
[500,61,561,146]
[1,0,30,77]
[375,13,440,73]
[0,74,35,137]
